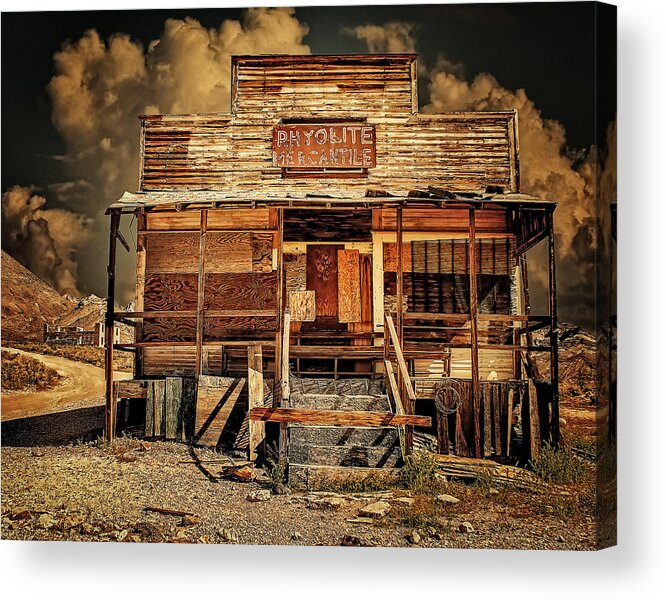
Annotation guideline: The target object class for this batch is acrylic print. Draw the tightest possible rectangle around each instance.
[1,3,616,550]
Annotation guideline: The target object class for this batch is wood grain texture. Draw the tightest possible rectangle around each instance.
[143,318,196,342]
[383,243,412,272]
[146,208,274,231]
[144,274,198,311]
[337,249,361,323]
[145,233,199,273]
[195,376,246,448]
[204,272,277,311]
[289,290,316,322]
[204,316,276,340]
[251,233,273,273]
[205,232,252,273]
[247,345,264,461]
[250,406,431,427]
[306,245,341,317]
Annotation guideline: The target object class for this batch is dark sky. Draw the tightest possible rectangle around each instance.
[2,2,605,191]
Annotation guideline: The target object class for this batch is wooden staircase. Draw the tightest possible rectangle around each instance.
[286,377,404,488]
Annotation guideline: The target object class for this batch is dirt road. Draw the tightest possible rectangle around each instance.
[1,348,131,421]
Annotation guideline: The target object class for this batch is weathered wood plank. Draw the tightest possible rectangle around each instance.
[204,272,277,311]
[250,407,431,427]
[147,380,166,437]
[195,376,247,448]
[144,274,198,311]
[165,377,183,440]
[337,249,361,323]
[206,232,252,273]
[145,233,199,273]
[383,243,412,272]
[251,233,273,273]
[247,345,264,461]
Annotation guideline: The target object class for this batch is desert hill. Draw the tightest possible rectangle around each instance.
[1,250,77,342]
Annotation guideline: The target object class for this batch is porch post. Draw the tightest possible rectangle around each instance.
[547,210,560,446]
[195,209,208,379]
[468,207,482,457]
[104,211,120,443]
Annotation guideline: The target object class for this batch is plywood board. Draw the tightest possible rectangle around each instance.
[285,252,307,292]
[145,233,199,273]
[306,245,341,317]
[383,243,412,272]
[251,233,273,273]
[144,274,198,311]
[204,272,277,311]
[146,208,274,231]
[206,232,252,273]
[337,249,361,323]
[289,290,316,322]
[195,376,246,448]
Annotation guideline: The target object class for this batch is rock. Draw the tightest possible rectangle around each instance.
[436,494,460,504]
[31,449,45,457]
[557,534,566,543]
[273,482,291,495]
[347,517,375,525]
[10,508,31,520]
[341,535,373,547]
[291,532,303,541]
[392,497,415,505]
[406,530,421,544]
[306,497,346,511]
[246,489,271,502]
[425,526,437,537]
[36,513,56,530]
[458,521,474,534]
[559,417,567,428]
[181,514,200,527]
[139,441,152,452]
[231,466,256,482]
[115,529,129,542]
[488,488,500,496]
[359,501,391,518]
[219,528,239,543]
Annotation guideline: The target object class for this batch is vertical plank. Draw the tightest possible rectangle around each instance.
[104,211,119,443]
[181,377,197,442]
[145,382,154,437]
[274,208,284,408]
[149,380,166,438]
[528,379,541,460]
[337,249,361,323]
[483,383,492,457]
[468,208,481,458]
[350,252,374,349]
[396,207,412,455]
[248,345,264,462]
[165,377,183,440]
[195,210,208,379]
[493,385,502,456]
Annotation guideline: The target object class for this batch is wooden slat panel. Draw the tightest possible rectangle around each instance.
[306,245,341,317]
[289,290,316,322]
[165,377,183,440]
[204,272,277,311]
[195,376,246,448]
[205,232,252,273]
[145,233,198,273]
[143,346,196,377]
[337,249,361,323]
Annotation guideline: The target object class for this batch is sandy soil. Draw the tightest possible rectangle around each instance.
[1,348,131,421]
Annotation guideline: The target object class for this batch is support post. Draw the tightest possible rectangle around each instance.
[248,344,265,462]
[396,205,412,454]
[274,208,285,407]
[468,208,481,458]
[548,211,560,447]
[195,209,208,379]
[134,211,146,378]
[104,211,120,443]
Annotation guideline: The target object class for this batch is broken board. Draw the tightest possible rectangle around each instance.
[194,376,246,448]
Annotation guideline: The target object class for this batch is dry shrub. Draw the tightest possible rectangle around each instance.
[531,443,586,484]
[8,342,133,371]
[400,450,439,493]
[1,351,63,391]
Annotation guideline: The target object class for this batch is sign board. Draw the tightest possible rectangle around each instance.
[272,124,376,171]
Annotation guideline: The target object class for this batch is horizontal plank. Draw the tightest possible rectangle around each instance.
[249,407,431,427]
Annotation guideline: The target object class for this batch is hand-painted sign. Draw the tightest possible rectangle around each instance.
[272,124,376,170]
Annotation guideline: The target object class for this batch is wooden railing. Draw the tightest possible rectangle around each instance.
[384,312,418,455]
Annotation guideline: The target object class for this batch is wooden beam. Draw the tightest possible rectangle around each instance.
[104,211,120,443]
[274,208,285,408]
[195,209,208,378]
[134,211,146,378]
[548,211,560,447]
[250,407,431,427]
[384,315,416,402]
[468,207,482,458]
[248,344,265,462]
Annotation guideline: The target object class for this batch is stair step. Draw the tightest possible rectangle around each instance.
[290,443,403,468]
[288,464,401,491]
[289,376,384,396]
[289,425,400,448]
[290,392,390,412]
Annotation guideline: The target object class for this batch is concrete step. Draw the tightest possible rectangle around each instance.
[290,443,403,468]
[289,376,384,396]
[288,425,400,448]
[290,392,390,412]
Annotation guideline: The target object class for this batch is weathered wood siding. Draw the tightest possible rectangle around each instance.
[139,56,519,196]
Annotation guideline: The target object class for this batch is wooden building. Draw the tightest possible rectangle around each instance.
[106,54,559,481]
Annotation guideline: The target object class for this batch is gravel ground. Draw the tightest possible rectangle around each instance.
[1,439,597,549]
